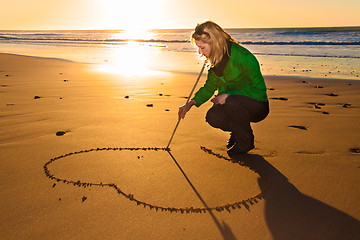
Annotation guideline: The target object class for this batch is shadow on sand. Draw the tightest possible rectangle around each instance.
[168,151,237,240]
[229,153,360,240]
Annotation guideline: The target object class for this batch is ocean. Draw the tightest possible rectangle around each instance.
[0,27,359,80]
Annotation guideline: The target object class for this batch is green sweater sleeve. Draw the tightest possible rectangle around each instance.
[192,70,218,107]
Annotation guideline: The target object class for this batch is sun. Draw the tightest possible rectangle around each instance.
[92,0,170,77]
[99,0,167,30]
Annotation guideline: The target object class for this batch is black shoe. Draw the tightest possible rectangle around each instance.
[226,133,236,149]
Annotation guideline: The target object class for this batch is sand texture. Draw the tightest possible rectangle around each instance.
[0,53,360,239]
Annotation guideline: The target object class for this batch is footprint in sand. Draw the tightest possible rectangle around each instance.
[288,125,307,130]
[349,148,360,153]
[307,102,322,105]
[307,102,326,109]
[56,131,69,136]
[271,97,288,101]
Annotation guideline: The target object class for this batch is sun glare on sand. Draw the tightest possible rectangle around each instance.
[96,40,166,77]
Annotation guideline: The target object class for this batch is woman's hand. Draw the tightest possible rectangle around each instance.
[211,93,228,105]
[178,99,196,120]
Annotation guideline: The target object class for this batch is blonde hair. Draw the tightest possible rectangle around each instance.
[191,21,236,66]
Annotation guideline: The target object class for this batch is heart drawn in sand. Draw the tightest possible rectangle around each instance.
[44,147,270,213]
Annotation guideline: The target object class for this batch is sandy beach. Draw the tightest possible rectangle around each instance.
[1,53,359,239]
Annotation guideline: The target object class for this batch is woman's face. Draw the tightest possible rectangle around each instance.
[195,39,211,58]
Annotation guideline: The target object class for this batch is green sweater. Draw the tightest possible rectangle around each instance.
[192,43,268,107]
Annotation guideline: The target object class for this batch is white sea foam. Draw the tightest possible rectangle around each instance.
[1,28,359,79]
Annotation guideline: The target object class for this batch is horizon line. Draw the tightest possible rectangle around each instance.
[1,25,360,31]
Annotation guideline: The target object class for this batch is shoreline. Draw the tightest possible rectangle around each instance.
[1,52,359,82]
[0,52,75,62]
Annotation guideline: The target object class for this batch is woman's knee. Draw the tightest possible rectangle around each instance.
[205,106,226,128]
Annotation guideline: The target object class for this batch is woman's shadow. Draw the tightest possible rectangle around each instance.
[229,152,360,240]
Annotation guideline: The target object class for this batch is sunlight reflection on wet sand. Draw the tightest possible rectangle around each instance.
[94,41,167,77]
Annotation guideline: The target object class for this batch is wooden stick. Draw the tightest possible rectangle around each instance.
[166,60,207,149]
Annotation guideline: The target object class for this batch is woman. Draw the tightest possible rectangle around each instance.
[178,21,269,154]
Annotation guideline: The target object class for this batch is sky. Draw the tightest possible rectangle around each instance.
[1,0,359,30]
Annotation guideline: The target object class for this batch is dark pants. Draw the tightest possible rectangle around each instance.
[205,95,269,145]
